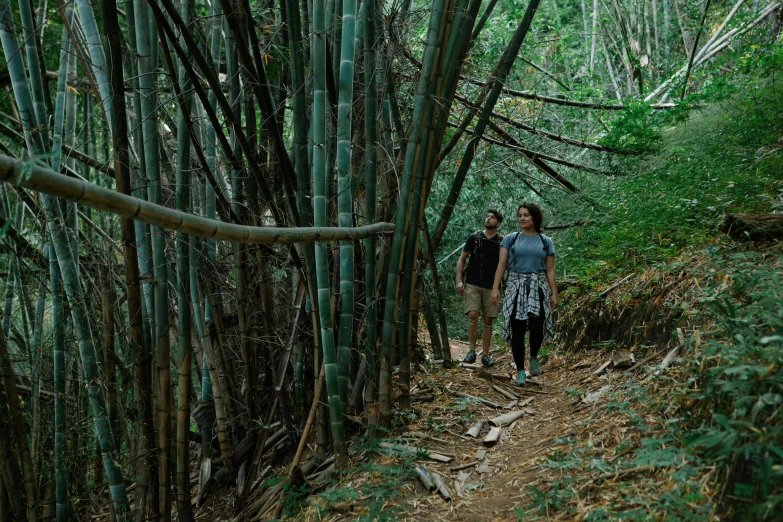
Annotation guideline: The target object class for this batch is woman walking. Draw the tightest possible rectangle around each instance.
[490,203,558,385]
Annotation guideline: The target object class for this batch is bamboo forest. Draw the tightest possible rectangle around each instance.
[0,0,781,516]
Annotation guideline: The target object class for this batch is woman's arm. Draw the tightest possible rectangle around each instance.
[490,247,508,306]
[545,254,558,309]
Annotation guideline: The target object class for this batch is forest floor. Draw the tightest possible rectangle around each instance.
[278,333,703,522]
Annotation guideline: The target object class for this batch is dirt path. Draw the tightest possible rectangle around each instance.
[393,339,626,521]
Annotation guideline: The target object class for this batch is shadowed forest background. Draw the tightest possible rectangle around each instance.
[0,0,781,518]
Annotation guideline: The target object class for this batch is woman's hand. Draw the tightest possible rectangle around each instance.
[549,294,558,310]
[456,281,465,296]
[490,288,500,307]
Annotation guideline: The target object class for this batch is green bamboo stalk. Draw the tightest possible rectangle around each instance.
[121,1,156,517]
[132,0,172,512]
[0,0,45,154]
[285,0,318,324]
[362,0,379,425]
[335,0,357,414]
[421,218,451,359]
[378,0,448,423]
[17,0,48,142]
[51,247,66,521]
[75,0,112,128]
[420,278,443,359]
[397,0,456,410]
[313,0,349,466]
[175,0,194,515]
[0,41,134,506]
[431,0,542,248]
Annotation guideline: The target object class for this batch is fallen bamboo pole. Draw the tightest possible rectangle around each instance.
[430,471,451,502]
[491,385,517,400]
[0,155,394,244]
[488,410,527,427]
[415,467,435,491]
[465,420,484,438]
[454,391,503,409]
[483,426,502,446]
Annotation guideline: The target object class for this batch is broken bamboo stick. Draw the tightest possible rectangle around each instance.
[483,426,502,446]
[415,466,435,491]
[488,410,527,427]
[465,420,484,438]
[491,384,518,400]
[454,391,503,409]
[430,471,452,502]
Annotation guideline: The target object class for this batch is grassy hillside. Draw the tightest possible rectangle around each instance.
[511,47,783,520]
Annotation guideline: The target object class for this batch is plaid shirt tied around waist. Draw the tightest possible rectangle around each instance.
[502,271,554,344]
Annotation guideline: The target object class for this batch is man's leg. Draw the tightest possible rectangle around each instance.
[463,310,479,363]
[480,315,496,367]
[467,310,480,349]
[481,316,493,353]
[480,287,498,367]
[463,284,481,363]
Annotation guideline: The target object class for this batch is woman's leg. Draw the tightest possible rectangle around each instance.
[511,319,528,370]
[528,297,546,359]
[527,315,544,358]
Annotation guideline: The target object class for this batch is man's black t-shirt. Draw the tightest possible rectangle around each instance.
[463,231,503,289]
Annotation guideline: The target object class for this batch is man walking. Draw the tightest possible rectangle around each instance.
[456,209,504,366]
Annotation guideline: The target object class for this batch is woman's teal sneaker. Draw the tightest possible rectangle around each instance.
[530,357,541,376]
[463,349,477,363]
[515,371,526,386]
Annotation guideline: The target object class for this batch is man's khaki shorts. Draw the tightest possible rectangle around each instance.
[464,283,499,318]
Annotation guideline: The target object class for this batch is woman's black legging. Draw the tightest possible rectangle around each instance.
[510,293,545,371]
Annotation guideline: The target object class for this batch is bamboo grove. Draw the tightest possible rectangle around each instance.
[0,0,778,518]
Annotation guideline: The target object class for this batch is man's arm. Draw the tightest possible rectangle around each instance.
[455,251,470,296]
[490,247,508,306]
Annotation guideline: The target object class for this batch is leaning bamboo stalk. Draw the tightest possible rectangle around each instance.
[379,0,450,425]
[646,1,780,101]
[0,155,394,243]
[1,0,131,515]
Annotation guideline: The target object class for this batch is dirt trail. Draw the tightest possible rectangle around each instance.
[394,339,629,521]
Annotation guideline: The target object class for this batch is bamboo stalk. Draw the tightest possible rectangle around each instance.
[335,0,357,415]
[0,155,394,243]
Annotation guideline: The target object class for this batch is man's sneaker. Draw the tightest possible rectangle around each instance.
[463,349,477,363]
[530,357,541,376]
[515,371,526,386]
[481,354,495,368]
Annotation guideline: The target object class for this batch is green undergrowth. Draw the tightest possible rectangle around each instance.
[551,47,783,296]
[509,47,783,520]
[512,241,783,520]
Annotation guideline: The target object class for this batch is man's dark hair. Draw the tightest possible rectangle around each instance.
[488,208,503,224]
[517,202,543,233]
